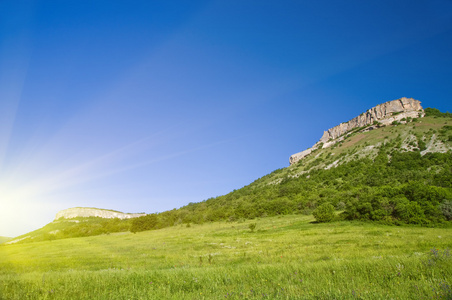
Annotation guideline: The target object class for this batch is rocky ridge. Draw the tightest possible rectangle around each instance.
[290,97,425,165]
[55,207,146,220]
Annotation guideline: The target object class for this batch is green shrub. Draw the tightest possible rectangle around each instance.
[440,200,452,221]
[425,107,452,118]
[418,140,427,151]
[395,201,426,224]
[313,203,335,223]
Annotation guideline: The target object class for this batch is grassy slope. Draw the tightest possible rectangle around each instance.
[1,215,451,299]
[261,115,451,186]
[197,115,451,199]
[8,115,452,244]
[9,217,134,243]
[0,236,12,244]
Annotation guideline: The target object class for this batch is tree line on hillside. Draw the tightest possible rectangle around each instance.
[129,149,451,232]
[128,110,452,232]
[32,217,134,242]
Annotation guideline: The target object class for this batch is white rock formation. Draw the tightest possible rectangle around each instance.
[289,97,424,165]
[319,97,423,143]
[420,134,452,156]
[55,207,146,220]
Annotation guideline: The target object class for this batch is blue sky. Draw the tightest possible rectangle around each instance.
[1,0,451,237]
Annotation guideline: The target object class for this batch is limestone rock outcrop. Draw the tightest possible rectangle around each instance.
[289,97,424,165]
[319,97,423,142]
[55,207,146,220]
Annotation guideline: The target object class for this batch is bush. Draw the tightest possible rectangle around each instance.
[313,203,335,223]
[440,200,452,221]
[425,107,452,118]
[395,200,427,224]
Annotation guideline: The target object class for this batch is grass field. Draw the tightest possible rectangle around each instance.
[1,215,451,299]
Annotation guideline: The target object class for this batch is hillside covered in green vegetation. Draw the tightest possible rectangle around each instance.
[9,108,452,243]
[0,237,12,244]
[133,109,452,230]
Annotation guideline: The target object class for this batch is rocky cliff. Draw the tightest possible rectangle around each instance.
[290,97,424,165]
[55,207,146,220]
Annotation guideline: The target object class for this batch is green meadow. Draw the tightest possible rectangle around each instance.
[1,215,451,299]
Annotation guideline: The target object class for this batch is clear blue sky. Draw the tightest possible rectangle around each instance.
[1,0,451,237]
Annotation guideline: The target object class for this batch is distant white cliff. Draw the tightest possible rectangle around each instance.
[55,207,146,220]
[289,97,424,165]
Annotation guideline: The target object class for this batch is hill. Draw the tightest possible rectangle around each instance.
[5,208,145,244]
[0,236,12,244]
[169,103,451,227]
[55,207,146,220]
[9,99,452,243]
[5,215,136,244]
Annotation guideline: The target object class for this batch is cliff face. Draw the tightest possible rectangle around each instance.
[289,97,424,165]
[55,207,146,220]
[319,97,423,143]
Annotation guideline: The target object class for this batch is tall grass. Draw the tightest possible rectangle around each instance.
[1,215,451,299]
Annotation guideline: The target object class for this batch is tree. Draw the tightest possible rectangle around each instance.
[313,203,335,223]
[130,214,158,233]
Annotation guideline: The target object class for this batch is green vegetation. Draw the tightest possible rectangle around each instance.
[169,147,451,228]
[0,236,12,244]
[313,203,335,223]
[10,114,452,244]
[425,107,452,118]
[1,216,451,299]
[15,217,134,243]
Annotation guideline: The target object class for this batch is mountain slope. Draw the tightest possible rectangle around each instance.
[171,106,452,226]
[55,207,146,220]
[9,104,452,243]
[0,237,12,244]
[290,97,425,164]
[5,212,136,244]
